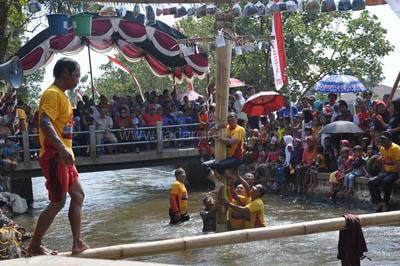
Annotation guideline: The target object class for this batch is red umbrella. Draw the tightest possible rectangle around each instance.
[242,91,284,116]
[229,78,245,88]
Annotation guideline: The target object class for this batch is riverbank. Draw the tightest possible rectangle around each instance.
[262,172,400,211]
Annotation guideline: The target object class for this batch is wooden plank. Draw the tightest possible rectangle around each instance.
[58,211,400,259]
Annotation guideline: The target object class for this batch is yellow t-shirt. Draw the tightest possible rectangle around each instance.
[244,198,266,229]
[16,108,28,130]
[169,180,188,215]
[39,84,74,158]
[229,195,251,230]
[226,125,245,159]
[380,143,400,173]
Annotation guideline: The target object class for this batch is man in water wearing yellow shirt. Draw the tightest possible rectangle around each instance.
[224,183,267,229]
[169,168,190,224]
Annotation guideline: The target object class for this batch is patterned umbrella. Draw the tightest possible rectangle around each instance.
[242,91,284,116]
[314,74,367,93]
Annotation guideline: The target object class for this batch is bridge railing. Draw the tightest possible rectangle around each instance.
[10,121,212,165]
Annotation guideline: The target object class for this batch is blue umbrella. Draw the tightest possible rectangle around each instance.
[314,74,367,93]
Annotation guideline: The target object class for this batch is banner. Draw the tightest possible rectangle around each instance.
[271,9,288,90]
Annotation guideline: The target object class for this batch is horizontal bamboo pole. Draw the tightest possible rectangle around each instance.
[59,211,400,260]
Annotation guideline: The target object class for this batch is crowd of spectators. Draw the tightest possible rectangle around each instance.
[2,84,400,210]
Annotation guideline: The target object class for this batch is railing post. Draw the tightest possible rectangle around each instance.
[156,121,163,153]
[22,130,30,165]
[89,125,96,160]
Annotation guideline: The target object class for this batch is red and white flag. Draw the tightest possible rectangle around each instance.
[271,7,288,90]
[107,56,145,102]
[108,55,130,74]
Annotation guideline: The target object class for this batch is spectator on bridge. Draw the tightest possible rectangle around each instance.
[97,95,112,115]
[142,104,162,127]
[233,91,245,114]
[95,108,118,152]
[368,131,400,212]
[202,112,245,193]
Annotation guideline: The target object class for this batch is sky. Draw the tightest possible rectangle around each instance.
[29,4,400,91]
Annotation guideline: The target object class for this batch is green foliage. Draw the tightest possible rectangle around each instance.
[93,54,190,100]
[17,68,45,110]
[178,11,393,101]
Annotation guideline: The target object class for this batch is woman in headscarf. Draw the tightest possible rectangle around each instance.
[233,91,246,114]
[283,135,294,167]
[285,138,303,191]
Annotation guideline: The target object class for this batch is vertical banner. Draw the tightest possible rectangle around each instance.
[271,9,288,90]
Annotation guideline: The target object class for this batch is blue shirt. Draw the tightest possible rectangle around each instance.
[277,106,298,118]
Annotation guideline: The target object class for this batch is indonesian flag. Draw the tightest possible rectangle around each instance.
[271,6,288,90]
[107,56,145,102]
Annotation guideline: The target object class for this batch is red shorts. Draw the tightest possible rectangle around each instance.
[39,152,78,203]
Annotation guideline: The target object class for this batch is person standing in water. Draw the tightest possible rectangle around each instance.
[169,168,190,224]
[28,58,88,256]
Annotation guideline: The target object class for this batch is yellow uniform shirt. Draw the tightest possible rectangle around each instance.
[229,195,251,230]
[226,125,245,159]
[16,108,28,130]
[39,84,74,158]
[380,143,400,173]
[244,198,266,229]
[169,180,188,215]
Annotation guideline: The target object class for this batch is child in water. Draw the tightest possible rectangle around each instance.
[169,168,190,224]
[200,194,216,232]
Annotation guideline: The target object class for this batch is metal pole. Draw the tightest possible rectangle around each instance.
[87,43,95,101]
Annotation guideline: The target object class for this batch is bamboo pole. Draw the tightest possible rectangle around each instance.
[387,70,400,103]
[213,11,235,233]
[59,211,400,259]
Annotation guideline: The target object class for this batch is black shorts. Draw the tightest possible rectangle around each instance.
[169,212,190,225]
[202,157,242,176]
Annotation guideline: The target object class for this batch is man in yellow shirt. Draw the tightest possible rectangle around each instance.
[225,183,266,229]
[28,58,88,256]
[202,112,245,192]
[169,168,190,224]
[368,131,400,212]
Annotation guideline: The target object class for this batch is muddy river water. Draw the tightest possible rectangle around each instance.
[14,166,400,265]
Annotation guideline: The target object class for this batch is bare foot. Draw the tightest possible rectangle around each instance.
[211,182,224,193]
[71,240,89,255]
[27,245,58,256]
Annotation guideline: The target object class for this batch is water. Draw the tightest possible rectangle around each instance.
[13,167,400,265]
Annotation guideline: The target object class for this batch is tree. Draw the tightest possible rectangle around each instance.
[177,11,394,101]
[17,68,44,110]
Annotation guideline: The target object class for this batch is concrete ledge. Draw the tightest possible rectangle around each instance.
[3,256,173,266]
[13,148,200,178]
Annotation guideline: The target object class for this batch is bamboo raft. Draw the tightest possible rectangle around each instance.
[59,211,400,260]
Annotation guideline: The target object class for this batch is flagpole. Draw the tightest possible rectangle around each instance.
[87,40,95,101]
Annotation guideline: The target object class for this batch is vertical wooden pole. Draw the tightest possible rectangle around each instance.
[214,11,234,232]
